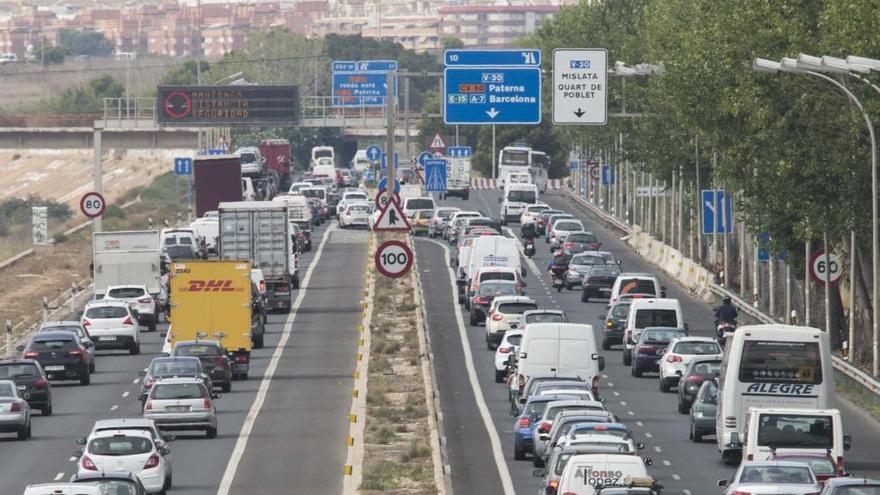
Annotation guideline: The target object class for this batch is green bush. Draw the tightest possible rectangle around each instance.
[103,205,125,219]
[53,232,68,244]
[0,196,72,226]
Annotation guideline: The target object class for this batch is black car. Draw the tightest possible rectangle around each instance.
[631,327,688,377]
[561,231,602,256]
[70,471,148,495]
[170,340,232,393]
[326,192,341,218]
[599,300,632,350]
[20,331,91,385]
[677,357,722,413]
[0,359,52,415]
[581,264,621,301]
[469,280,520,326]
[139,356,212,406]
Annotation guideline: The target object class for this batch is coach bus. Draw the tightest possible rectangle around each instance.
[498,146,549,192]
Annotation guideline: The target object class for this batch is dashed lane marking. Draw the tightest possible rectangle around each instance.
[672,474,681,480]
[110,405,118,411]
[132,378,139,384]
[620,401,627,406]
[68,456,77,462]
[636,421,644,427]
[627,411,634,416]
[662,460,671,466]
[654,446,662,453]
[612,391,620,396]
[122,391,129,398]
[644,432,653,438]
[54,472,64,481]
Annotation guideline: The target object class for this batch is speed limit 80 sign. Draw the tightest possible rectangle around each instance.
[80,191,107,219]
[375,240,413,279]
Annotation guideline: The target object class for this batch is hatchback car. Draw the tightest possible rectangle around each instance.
[37,321,95,372]
[138,356,211,406]
[0,359,52,415]
[717,460,821,495]
[536,210,565,236]
[658,337,721,392]
[428,207,461,238]
[514,394,576,461]
[690,380,718,442]
[69,472,148,495]
[469,280,521,326]
[769,453,843,482]
[21,331,91,385]
[485,296,538,349]
[599,300,633,350]
[819,477,880,494]
[104,285,158,332]
[494,330,523,383]
[340,203,371,229]
[0,379,31,440]
[566,252,611,289]
[77,430,170,493]
[631,327,688,377]
[143,377,219,439]
[677,357,722,413]
[170,341,232,393]
[548,220,584,250]
[560,231,601,256]
[81,300,140,355]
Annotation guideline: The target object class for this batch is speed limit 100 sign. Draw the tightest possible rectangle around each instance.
[80,191,107,219]
[375,240,413,279]
[810,248,842,286]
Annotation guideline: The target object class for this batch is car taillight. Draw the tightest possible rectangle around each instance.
[473,296,487,305]
[69,349,86,361]
[499,347,510,354]
[517,417,530,428]
[144,377,156,389]
[491,313,504,321]
[233,355,248,363]
[81,318,91,328]
[145,400,153,411]
[537,422,551,433]
[214,357,227,367]
[686,375,704,383]
[122,316,135,326]
[34,378,48,388]
[143,453,160,469]
[10,402,21,412]
[138,297,152,304]
[81,455,98,471]
[518,374,525,391]
[729,492,752,495]
[204,398,212,410]
[547,480,559,494]
[666,354,683,363]
[23,351,39,359]
[563,243,572,249]
[638,345,656,354]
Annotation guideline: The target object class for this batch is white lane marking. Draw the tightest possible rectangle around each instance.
[602,374,609,379]
[644,432,653,438]
[607,382,614,387]
[672,474,681,480]
[503,227,542,278]
[627,411,634,416]
[620,401,627,406]
[636,421,644,427]
[425,238,516,495]
[132,378,139,384]
[110,405,118,411]
[122,391,130,398]
[54,472,64,481]
[216,225,336,495]
[683,489,692,495]
[662,460,671,466]
[612,391,620,396]
[653,446,662,453]
[68,456,77,462]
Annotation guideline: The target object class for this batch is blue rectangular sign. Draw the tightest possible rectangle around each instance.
[757,232,788,262]
[357,60,398,72]
[601,164,615,185]
[424,159,448,193]
[445,49,541,67]
[701,190,733,234]
[448,146,472,158]
[174,157,192,175]
[444,67,541,124]
[332,60,356,72]
[380,152,399,170]
[332,72,396,107]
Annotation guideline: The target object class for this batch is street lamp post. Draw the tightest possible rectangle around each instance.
[754,56,879,374]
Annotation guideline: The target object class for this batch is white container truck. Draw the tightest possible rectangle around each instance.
[219,201,295,313]
[92,230,161,300]
[443,155,471,200]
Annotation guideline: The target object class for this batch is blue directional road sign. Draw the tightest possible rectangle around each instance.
[701,190,733,235]
[445,49,541,67]
[424,159,448,193]
[757,232,788,262]
[198,149,224,156]
[357,60,398,72]
[366,145,382,162]
[569,160,579,171]
[332,60,357,72]
[417,151,433,167]
[173,157,192,175]
[601,164,615,185]
[444,67,541,124]
[377,177,401,194]
[380,152,399,170]
[332,72,396,107]
[448,147,472,158]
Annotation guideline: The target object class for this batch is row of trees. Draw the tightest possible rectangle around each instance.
[529,0,880,363]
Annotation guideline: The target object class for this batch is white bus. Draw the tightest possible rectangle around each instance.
[716,324,833,464]
[497,146,549,192]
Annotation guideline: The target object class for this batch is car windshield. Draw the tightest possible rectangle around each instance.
[175,345,220,357]
[505,334,523,346]
[479,284,517,296]
[151,361,200,375]
[0,382,14,397]
[497,303,538,315]
[417,210,433,219]
[302,189,324,199]
[641,329,686,343]
[834,487,880,495]
[481,272,516,283]
[572,255,604,266]
[40,325,82,335]
[507,190,537,203]
[0,363,38,379]
[779,457,835,475]
[32,338,76,350]
[108,288,146,298]
[88,436,153,456]
[524,400,551,417]
[618,279,657,296]
[699,383,719,404]
[738,465,813,484]
[555,222,582,231]
[739,340,822,384]
[692,361,722,375]
[90,480,140,495]
[349,205,369,213]
[757,413,833,449]
[525,313,565,324]
[407,199,435,210]
[153,383,205,400]
[437,209,457,220]
[570,427,629,439]
[634,310,678,328]
[547,406,601,420]
[673,341,720,355]
[611,303,631,318]
[238,152,257,163]
[589,265,621,277]
[86,306,128,319]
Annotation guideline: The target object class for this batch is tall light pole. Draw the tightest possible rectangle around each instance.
[754,56,879,373]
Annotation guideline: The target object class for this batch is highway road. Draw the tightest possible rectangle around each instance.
[0,221,368,495]
[417,188,880,495]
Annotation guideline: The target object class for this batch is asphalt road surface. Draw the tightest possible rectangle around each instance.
[417,188,880,495]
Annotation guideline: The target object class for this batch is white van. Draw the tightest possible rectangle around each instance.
[311,163,336,179]
[556,454,650,495]
[622,298,685,366]
[608,273,665,306]
[273,194,313,225]
[301,187,328,207]
[743,408,851,471]
[501,183,539,224]
[403,196,436,216]
[311,146,335,168]
[189,217,219,254]
[466,236,522,288]
[351,149,371,173]
[160,228,198,250]
[517,323,604,398]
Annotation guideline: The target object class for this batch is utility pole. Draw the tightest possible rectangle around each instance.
[385,70,397,318]
[92,123,104,233]
[491,124,496,179]
[695,135,702,262]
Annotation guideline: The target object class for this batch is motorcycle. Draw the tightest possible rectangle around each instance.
[551,272,566,293]
[523,238,536,258]
[716,319,737,348]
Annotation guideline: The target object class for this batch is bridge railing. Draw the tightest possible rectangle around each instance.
[102,97,157,124]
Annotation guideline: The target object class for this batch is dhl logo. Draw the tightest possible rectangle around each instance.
[181,280,242,292]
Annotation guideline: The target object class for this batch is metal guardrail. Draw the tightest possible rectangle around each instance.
[102,97,157,123]
[561,185,880,399]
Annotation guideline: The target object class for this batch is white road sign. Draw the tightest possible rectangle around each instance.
[810,248,842,286]
[553,48,608,125]
[31,207,47,246]
[375,240,413,279]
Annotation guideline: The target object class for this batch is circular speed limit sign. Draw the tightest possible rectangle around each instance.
[809,248,842,286]
[375,191,401,209]
[375,240,413,279]
[589,165,600,181]
[80,191,107,219]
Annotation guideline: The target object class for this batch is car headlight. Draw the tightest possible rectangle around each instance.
[693,410,703,418]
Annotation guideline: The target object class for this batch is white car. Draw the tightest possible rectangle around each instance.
[519,204,550,225]
[340,202,371,228]
[485,296,537,350]
[104,285,158,332]
[718,460,821,495]
[494,329,523,383]
[658,337,722,392]
[76,429,170,493]
[0,380,31,440]
[336,191,369,216]
[23,486,102,495]
[81,300,140,355]
[549,219,585,250]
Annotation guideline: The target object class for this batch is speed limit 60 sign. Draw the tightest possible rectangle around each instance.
[375,240,413,279]
[80,192,106,219]
[809,248,842,286]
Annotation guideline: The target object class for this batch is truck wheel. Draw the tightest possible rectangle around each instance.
[253,335,264,349]
[148,320,157,332]
[206,426,217,439]
[80,373,91,386]
[292,276,300,290]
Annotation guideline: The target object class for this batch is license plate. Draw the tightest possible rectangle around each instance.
[99,336,116,341]
[44,365,64,371]
[233,364,248,372]
[16,385,26,390]
[167,405,190,413]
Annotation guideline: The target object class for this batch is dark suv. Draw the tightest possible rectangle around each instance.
[20,331,91,385]
[171,340,232,393]
[631,327,688,377]
[0,359,52,414]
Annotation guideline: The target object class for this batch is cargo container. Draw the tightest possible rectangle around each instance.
[194,155,242,217]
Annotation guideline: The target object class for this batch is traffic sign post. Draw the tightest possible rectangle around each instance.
[757,232,788,262]
[429,134,447,154]
[424,159,448,193]
[810,248,842,286]
[417,151,433,167]
[174,157,193,176]
[589,165,600,181]
[380,152,399,170]
[701,190,733,234]
[444,67,542,124]
[601,164,615,185]
[375,240,413,279]
[552,49,608,125]
[377,177,401,194]
[80,192,106,219]
[373,198,410,232]
[375,191,401,210]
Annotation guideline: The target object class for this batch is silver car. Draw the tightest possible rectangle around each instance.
[0,379,31,440]
[718,460,821,495]
[143,377,218,438]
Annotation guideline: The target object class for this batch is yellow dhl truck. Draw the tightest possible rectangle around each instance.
[169,260,254,379]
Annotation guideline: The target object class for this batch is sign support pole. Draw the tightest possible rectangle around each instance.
[805,239,811,327]
[491,124,496,180]
[785,262,792,324]
[769,256,776,317]
[825,230,831,333]
[753,235,759,307]
[403,76,411,160]
[92,124,104,233]
[695,135,702,262]
[385,71,396,208]
[850,230,856,361]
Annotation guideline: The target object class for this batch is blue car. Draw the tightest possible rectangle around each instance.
[514,394,578,461]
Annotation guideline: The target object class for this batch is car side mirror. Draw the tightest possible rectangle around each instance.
[212,393,221,399]
[616,260,621,265]
[597,314,605,321]
[139,369,147,377]
[159,447,170,456]
[844,435,852,451]
[532,468,546,478]
[643,457,653,466]
[160,332,167,339]
[716,479,728,487]
[76,437,86,446]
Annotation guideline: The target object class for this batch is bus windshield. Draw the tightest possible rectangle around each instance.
[500,149,529,166]
[531,152,549,169]
[738,341,823,384]
[756,413,833,449]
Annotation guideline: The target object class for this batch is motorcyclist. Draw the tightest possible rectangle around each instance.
[715,296,738,326]
[547,251,569,282]
[521,221,537,242]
